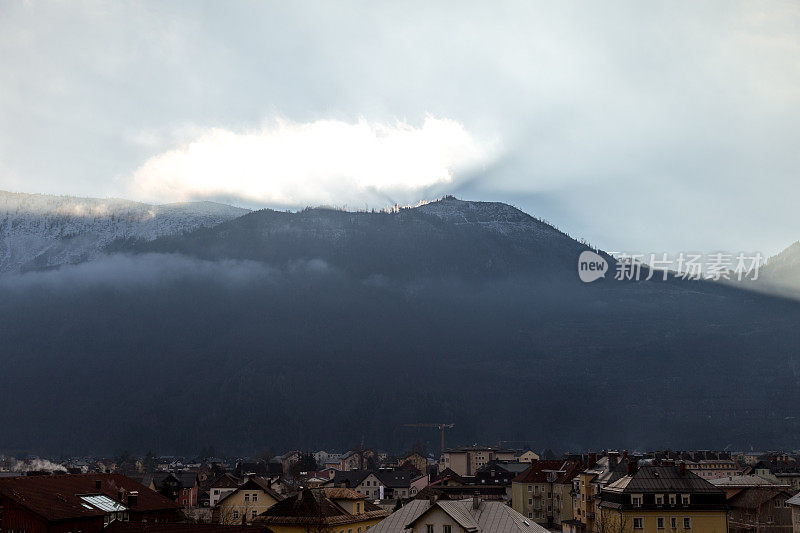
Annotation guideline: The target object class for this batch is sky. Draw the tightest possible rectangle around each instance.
[1,1,799,256]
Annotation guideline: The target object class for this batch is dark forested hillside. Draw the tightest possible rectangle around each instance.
[1,197,799,455]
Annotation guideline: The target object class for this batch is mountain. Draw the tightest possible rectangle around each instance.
[1,195,800,455]
[0,190,249,272]
[758,242,800,294]
[120,196,591,279]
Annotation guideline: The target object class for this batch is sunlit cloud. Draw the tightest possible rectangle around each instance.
[128,117,497,207]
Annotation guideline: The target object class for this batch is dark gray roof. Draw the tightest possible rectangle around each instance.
[605,466,724,494]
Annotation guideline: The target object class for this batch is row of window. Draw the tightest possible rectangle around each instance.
[631,494,690,507]
[243,492,259,502]
[424,525,452,533]
[633,517,692,529]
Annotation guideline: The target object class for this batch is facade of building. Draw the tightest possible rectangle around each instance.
[213,477,283,524]
[726,487,792,532]
[518,451,541,463]
[568,453,630,532]
[208,473,241,508]
[596,464,728,533]
[511,460,583,529]
[438,447,517,476]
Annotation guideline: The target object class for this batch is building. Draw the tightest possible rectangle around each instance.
[252,487,389,533]
[785,492,800,533]
[517,451,541,463]
[726,487,793,532]
[153,472,199,508]
[368,493,549,533]
[474,461,530,489]
[213,476,283,524]
[711,475,791,499]
[511,460,583,529]
[685,460,743,481]
[596,464,728,533]
[0,473,178,533]
[208,474,242,508]
[567,453,631,532]
[327,470,424,500]
[397,453,427,476]
[105,522,269,533]
[438,447,517,476]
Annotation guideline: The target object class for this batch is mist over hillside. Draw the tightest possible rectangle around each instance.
[0,190,249,272]
[1,196,799,456]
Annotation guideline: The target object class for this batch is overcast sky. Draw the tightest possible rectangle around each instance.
[1,1,799,255]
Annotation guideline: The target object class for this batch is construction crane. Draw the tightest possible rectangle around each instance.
[403,423,455,454]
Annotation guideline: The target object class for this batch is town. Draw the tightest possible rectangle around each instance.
[1,446,799,533]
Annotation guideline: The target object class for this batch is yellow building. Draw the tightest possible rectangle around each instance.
[566,453,630,533]
[598,464,728,533]
[253,487,389,533]
[213,476,283,524]
[510,459,583,529]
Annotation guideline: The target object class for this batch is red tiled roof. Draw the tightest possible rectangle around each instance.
[0,473,178,522]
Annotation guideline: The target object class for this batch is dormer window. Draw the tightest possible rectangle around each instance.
[631,494,643,507]
[669,494,677,506]
[655,494,664,506]
[681,494,690,506]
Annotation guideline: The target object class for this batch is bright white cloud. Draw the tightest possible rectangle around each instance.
[128,117,495,207]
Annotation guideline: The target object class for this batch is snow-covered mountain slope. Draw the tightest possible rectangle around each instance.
[0,191,250,272]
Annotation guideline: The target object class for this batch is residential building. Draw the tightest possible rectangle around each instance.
[327,469,423,500]
[213,476,283,524]
[726,487,793,532]
[517,451,541,463]
[685,460,743,481]
[0,473,178,533]
[785,492,800,533]
[711,475,790,499]
[397,453,427,476]
[595,464,728,533]
[368,493,549,533]
[153,472,198,508]
[567,453,630,533]
[208,474,241,508]
[438,446,516,476]
[252,487,389,533]
[511,460,583,529]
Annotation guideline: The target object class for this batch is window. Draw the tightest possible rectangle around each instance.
[252,493,258,502]
[683,517,691,529]
[655,494,664,505]
[632,494,643,507]
[233,510,239,520]
[671,517,678,529]
[356,502,361,514]
[425,526,434,533]
[244,494,250,502]
[681,494,690,506]
[669,494,677,506]
[528,499,532,505]
[251,510,256,519]
[633,517,643,529]
[444,526,452,533]
[213,489,219,495]
[657,517,665,529]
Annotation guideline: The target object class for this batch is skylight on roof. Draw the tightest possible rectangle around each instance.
[79,495,128,513]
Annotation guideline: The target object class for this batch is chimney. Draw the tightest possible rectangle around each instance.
[473,491,480,510]
[95,480,102,491]
[588,453,597,468]
[680,462,686,476]
[608,452,619,470]
[118,489,124,502]
[128,491,138,507]
[622,450,628,461]
[627,460,638,476]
